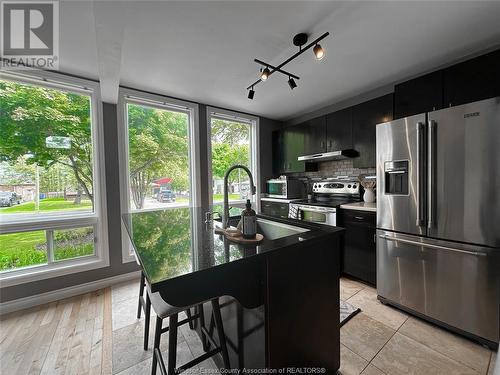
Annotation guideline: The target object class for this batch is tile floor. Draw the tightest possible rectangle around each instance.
[338,278,496,375]
[112,277,498,375]
[110,278,219,374]
[0,277,497,375]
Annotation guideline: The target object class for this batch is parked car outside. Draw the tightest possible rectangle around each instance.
[0,192,21,207]
[157,190,176,203]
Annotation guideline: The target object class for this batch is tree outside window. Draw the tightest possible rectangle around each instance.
[126,103,190,210]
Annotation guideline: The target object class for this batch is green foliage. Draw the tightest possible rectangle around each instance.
[53,243,93,261]
[0,225,94,270]
[130,208,192,281]
[0,80,94,201]
[211,143,250,183]
[210,118,251,190]
[54,226,93,241]
[0,197,91,213]
[127,104,189,209]
[0,231,47,270]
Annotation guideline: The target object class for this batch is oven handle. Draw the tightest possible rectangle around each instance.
[378,234,487,257]
[292,205,337,213]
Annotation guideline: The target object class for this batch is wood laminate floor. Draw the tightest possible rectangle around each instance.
[0,277,497,375]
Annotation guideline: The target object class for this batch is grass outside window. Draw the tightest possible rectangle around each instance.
[0,226,95,271]
[0,197,92,214]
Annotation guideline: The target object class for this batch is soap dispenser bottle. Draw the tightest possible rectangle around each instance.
[241,199,257,239]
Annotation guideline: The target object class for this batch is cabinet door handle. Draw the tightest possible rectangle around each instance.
[354,216,364,220]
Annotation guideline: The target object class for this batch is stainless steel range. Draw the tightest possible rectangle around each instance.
[376,97,500,349]
[289,178,360,226]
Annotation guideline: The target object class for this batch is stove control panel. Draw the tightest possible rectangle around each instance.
[312,180,360,195]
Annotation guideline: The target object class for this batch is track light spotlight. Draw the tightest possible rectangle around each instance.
[245,32,329,98]
[248,87,255,99]
[313,44,325,60]
[260,67,270,81]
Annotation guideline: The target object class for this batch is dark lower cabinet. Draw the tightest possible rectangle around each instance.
[352,94,393,168]
[340,209,376,286]
[260,200,289,219]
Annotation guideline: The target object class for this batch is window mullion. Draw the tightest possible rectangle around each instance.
[46,230,54,264]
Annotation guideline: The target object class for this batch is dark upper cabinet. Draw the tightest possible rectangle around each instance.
[352,94,393,168]
[272,130,285,175]
[326,108,352,151]
[272,127,305,174]
[443,49,500,107]
[394,71,443,119]
[301,116,327,155]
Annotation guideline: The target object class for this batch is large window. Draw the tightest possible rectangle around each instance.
[118,89,199,261]
[208,108,259,211]
[0,71,107,284]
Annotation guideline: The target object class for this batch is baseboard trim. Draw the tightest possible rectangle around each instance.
[0,270,141,315]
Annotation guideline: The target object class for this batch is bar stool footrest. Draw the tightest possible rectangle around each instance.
[155,347,221,375]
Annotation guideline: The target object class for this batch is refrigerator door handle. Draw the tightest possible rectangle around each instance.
[378,234,487,257]
[416,122,426,227]
[428,120,437,229]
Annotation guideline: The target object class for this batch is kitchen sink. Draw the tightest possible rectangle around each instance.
[222,217,309,240]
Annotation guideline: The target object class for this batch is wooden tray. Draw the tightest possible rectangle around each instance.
[215,227,264,244]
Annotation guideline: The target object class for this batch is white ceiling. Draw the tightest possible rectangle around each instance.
[58,1,500,120]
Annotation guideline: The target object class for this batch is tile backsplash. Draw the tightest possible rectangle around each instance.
[288,159,376,179]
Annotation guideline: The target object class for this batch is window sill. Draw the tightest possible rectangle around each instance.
[0,255,109,288]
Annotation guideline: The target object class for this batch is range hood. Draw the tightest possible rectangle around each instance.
[297,149,359,162]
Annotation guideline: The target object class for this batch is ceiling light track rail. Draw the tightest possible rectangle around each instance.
[246,32,329,93]
[253,59,300,81]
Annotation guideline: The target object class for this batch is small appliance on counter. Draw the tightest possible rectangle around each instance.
[288,177,361,226]
[265,176,304,199]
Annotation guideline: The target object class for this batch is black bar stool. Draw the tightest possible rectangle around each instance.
[149,291,230,375]
[137,271,194,350]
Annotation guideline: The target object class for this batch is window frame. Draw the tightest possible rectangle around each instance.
[206,107,260,211]
[117,87,200,263]
[0,70,109,287]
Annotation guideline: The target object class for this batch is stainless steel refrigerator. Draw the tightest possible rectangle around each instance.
[376,96,500,348]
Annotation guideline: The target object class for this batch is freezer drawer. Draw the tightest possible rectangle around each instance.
[377,230,499,344]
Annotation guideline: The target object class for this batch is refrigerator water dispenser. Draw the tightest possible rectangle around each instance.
[384,160,409,195]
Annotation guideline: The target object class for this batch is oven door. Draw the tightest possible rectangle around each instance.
[291,204,336,226]
[267,181,286,198]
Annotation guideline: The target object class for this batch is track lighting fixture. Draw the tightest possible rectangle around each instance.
[313,44,325,60]
[246,32,329,99]
[248,87,255,99]
[260,67,270,81]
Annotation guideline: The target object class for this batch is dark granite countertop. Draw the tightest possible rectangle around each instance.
[122,207,343,290]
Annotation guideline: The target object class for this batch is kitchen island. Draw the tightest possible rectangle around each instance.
[122,207,343,373]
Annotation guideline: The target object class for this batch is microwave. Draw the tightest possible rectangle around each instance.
[266,179,303,199]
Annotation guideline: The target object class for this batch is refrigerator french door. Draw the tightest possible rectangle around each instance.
[376,97,500,348]
[427,99,500,246]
